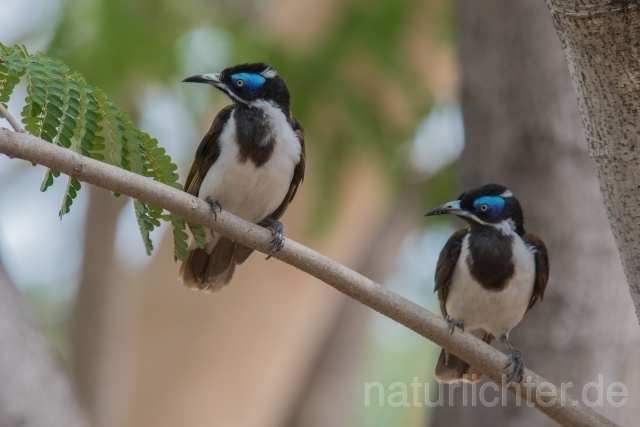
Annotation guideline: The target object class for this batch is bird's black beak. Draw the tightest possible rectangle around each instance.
[425,200,470,218]
[182,73,227,90]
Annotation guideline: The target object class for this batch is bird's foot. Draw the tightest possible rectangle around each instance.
[445,315,464,335]
[504,348,524,384]
[204,196,222,221]
[265,220,285,260]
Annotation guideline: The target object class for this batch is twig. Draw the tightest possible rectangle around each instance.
[0,128,619,427]
[0,103,24,132]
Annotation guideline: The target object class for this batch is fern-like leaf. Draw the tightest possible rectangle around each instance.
[170,213,189,261]
[0,45,25,110]
[59,177,82,217]
[0,43,193,260]
[187,221,206,250]
[134,200,154,255]
[19,54,69,189]
[137,132,197,258]
[93,92,159,251]
[94,89,130,171]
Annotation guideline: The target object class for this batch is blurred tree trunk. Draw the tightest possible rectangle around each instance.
[545,0,640,321]
[0,261,88,427]
[124,158,389,427]
[71,186,128,427]
[284,189,420,427]
[431,0,640,426]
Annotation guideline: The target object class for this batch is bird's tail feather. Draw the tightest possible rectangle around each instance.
[434,329,494,384]
[179,236,253,292]
[233,244,254,265]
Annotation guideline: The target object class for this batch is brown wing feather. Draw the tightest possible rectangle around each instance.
[522,232,549,315]
[435,228,469,317]
[181,109,305,289]
[184,105,233,196]
[258,115,306,225]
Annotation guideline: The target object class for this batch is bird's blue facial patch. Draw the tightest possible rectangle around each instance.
[230,73,265,93]
[473,196,505,216]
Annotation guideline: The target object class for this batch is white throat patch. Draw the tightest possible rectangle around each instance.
[491,219,516,235]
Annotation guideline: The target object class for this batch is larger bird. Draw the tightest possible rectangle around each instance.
[179,63,305,292]
[425,184,548,384]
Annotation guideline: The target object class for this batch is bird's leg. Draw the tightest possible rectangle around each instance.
[500,334,524,384]
[204,196,222,221]
[264,219,285,260]
[442,314,464,366]
[445,315,464,335]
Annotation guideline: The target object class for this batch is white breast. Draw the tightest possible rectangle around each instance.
[198,102,301,224]
[445,231,536,338]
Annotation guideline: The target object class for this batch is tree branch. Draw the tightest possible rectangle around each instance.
[0,103,24,133]
[0,127,618,427]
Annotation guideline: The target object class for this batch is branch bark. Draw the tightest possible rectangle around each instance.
[0,103,24,133]
[0,127,617,427]
[545,1,640,321]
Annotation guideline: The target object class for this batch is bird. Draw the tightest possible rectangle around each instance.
[178,63,305,292]
[424,183,548,384]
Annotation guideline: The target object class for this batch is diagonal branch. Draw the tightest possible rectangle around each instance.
[0,127,618,427]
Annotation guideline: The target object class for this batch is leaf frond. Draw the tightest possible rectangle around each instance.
[0,43,192,259]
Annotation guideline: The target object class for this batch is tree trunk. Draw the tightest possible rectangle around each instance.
[545,0,640,322]
[0,262,89,427]
[431,0,640,425]
[284,190,419,427]
[123,158,390,427]
[71,186,127,427]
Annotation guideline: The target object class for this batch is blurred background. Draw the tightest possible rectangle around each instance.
[0,0,639,426]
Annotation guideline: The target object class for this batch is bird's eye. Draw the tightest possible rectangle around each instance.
[236,79,244,87]
[480,204,489,212]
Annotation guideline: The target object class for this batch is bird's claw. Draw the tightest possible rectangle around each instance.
[204,196,222,221]
[445,315,464,335]
[265,220,285,260]
[504,348,524,384]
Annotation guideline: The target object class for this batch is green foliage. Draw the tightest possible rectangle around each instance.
[0,43,197,261]
[0,45,25,110]
[221,0,434,231]
[170,213,189,261]
[45,0,444,234]
[187,221,206,250]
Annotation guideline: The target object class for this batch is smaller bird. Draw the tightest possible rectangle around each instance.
[179,63,305,292]
[424,184,549,384]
